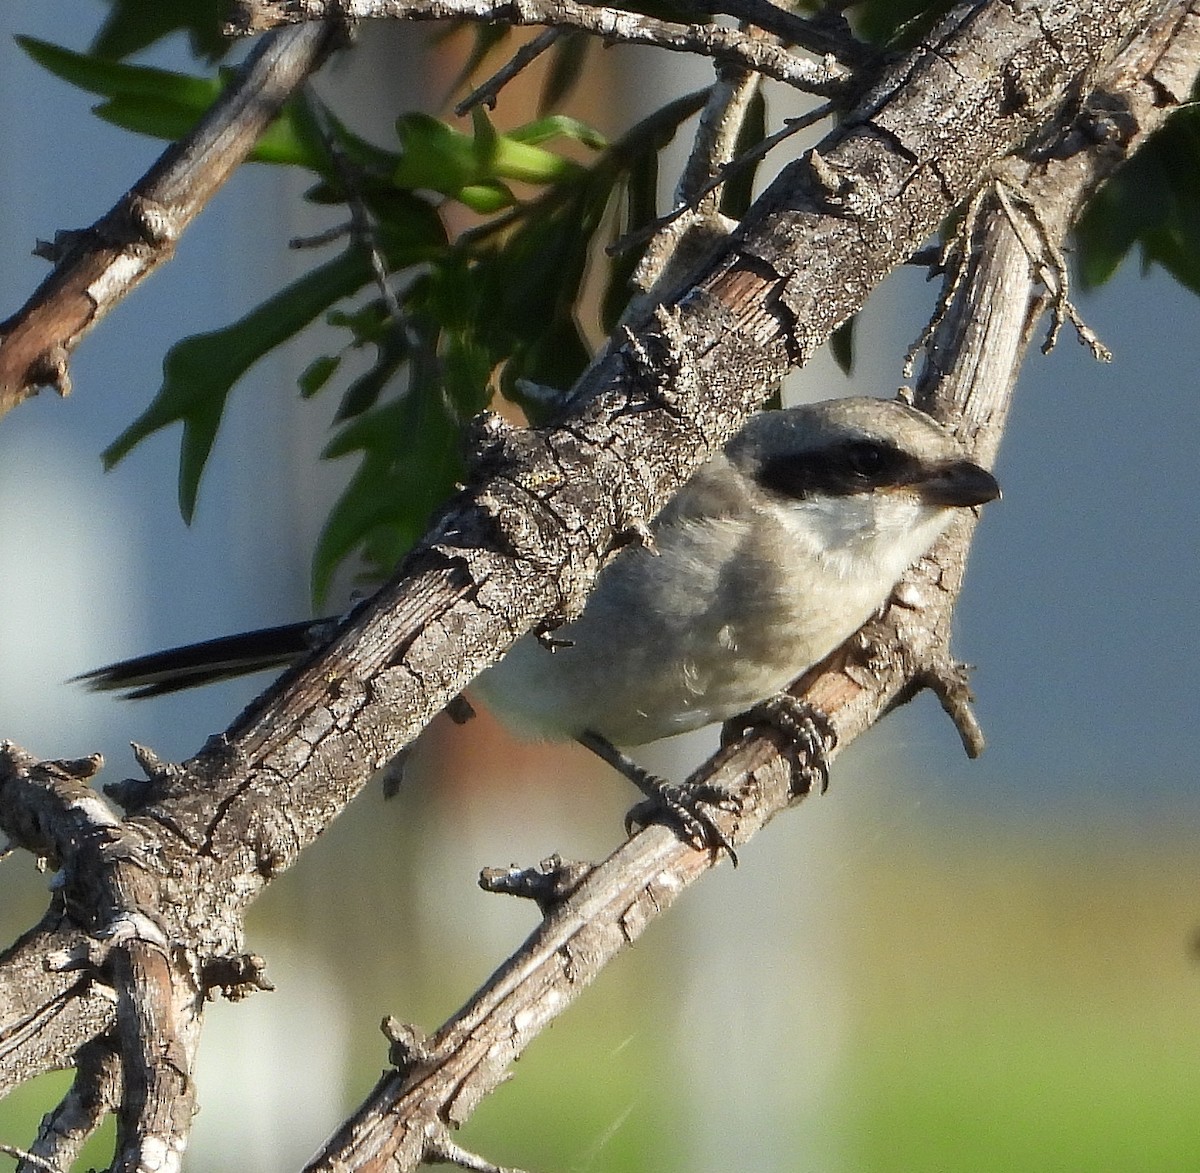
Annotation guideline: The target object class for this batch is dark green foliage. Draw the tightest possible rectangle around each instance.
[91,0,231,62]
[314,363,471,602]
[99,237,441,523]
[851,0,958,48]
[539,32,591,115]
[1075,106,1200,296]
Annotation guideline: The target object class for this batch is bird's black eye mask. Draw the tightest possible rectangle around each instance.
[756,438,924,500]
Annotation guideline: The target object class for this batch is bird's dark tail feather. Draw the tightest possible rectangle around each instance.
[75,620,325,699]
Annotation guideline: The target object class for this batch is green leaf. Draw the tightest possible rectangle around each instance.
[19,37,330,170]
[326,301,394,343]
[336,327,409,421]
[97,94,324,165]
[1076,107,1200,297]
[457,182,517,213]
[502,318,590,405]
[17,35,220,106]
[854,0,956,47]
[95,95,325,166]
[393,113,487,195]
[91,96,209,143]
[392,111,597,209]
[313,384,465,603]
[249,114,332,167]
[505,114,607,151]
[104,233,441,520]
[299,355,341,398]
[91,0,230,62]
[540,31,590,114]
[442,333,494,418]
[484,137,583,183]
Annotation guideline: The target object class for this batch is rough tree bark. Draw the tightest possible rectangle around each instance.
[0,1,1197,1170]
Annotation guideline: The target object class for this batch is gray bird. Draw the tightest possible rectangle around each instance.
[474,397,998,747]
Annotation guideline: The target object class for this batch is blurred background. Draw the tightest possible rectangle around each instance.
[2,4,1200,1170]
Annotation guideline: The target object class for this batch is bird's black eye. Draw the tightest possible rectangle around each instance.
[842,441,891,478]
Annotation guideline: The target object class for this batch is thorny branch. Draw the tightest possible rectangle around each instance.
[2,1,1199,1170]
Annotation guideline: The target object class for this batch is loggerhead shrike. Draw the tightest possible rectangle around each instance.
[81,398,999,816]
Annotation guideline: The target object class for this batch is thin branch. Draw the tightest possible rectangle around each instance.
[0,1145,66,1173]
[455,27,564,113]
[19,1041,120,1173]
[302,87,404,320]
[0,22,341,418]
[674,61,761,211]
[426,1135,532,1172]
[679,0,875,68]
[229,0,852,93]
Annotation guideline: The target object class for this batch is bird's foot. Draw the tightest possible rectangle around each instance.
[723,694,837,796]
[577,730,737,863]
[623,780,738,865]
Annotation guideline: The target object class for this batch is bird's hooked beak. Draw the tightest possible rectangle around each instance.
[916,459,1001,508]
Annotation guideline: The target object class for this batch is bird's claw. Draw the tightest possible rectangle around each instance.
[625,779,738,865]
[726,694,837,795]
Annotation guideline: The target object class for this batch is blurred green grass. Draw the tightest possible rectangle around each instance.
[844,1010,1200,1171]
